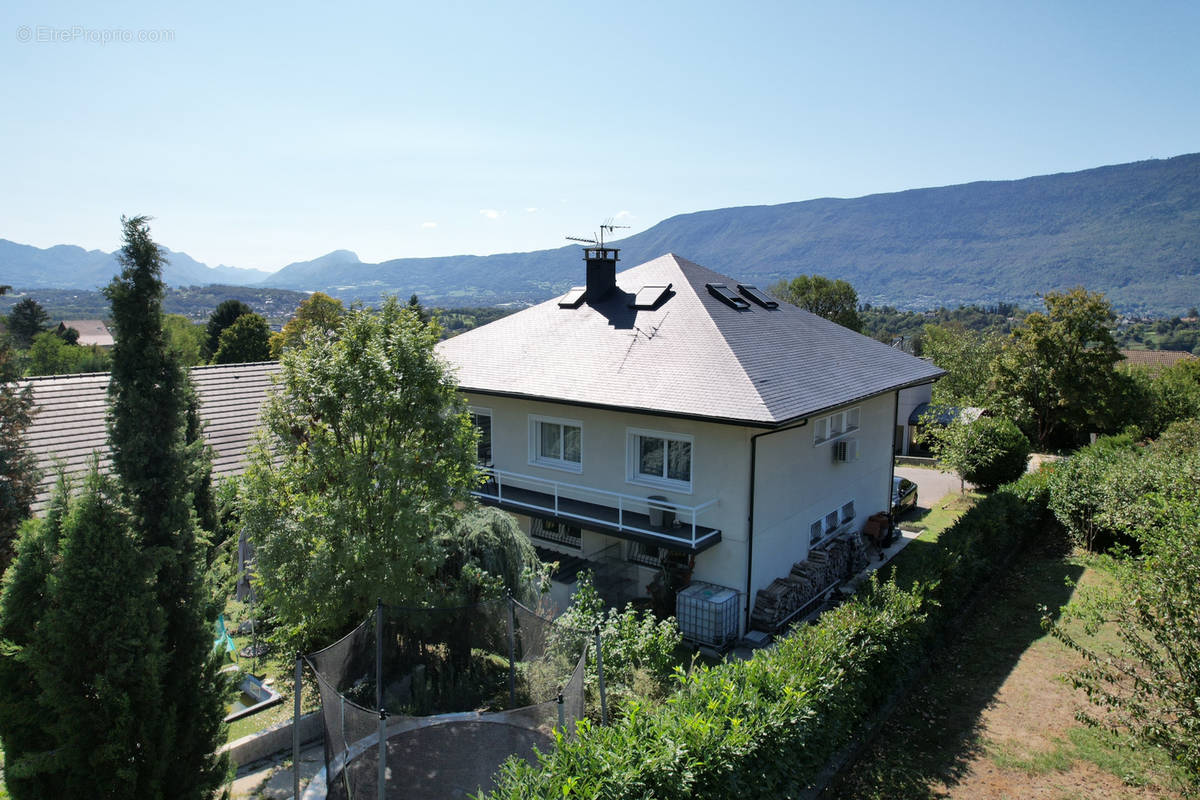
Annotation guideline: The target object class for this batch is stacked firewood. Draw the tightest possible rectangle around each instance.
[749,531,869,632]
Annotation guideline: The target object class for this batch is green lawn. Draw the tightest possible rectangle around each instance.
[826,532,1186,799]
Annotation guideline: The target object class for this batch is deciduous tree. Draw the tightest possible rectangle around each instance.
[921,413,1031,492]
[921,323,1003,405]
[212,312,271,364]
[270,291,344,357]
[202,298,253,360]
[769,274,862,332]
[239,297,480,651]
[989,288,1122,448]
[163,313,205,366]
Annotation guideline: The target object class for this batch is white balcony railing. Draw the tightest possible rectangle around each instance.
[473,466,720,549]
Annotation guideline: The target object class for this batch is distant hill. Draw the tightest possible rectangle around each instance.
[259,154,1200,316]
[5,153,1199,314]
[0,239,270,290]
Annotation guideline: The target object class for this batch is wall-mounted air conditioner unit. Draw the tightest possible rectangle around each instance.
[832,438,858,463]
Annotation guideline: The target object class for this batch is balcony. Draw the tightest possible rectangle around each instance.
[473,467,721,554]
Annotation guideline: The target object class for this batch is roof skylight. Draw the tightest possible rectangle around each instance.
[737,284,779,309]
[558,287,586,308]
[630,284,672,309]
[706,283,751,310]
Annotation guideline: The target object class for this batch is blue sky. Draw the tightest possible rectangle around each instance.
[2,1,1198,272]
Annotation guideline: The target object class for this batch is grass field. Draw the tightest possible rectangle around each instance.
[826,532,1185,799]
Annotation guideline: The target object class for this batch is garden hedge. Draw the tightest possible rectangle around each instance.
[486,473,1053,799]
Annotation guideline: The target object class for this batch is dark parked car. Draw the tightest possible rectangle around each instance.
[892,476,918,517]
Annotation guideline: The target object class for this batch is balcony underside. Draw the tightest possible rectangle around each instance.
[473,483,722,556]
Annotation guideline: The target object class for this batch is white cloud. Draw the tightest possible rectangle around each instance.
[420,221,438,229]
[525,207,538,213]
[614,210,634,220]
[479,209,502,220]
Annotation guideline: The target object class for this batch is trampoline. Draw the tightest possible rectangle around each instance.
[297,598,590,800]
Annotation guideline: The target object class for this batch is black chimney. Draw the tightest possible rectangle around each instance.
[584,247,619,301]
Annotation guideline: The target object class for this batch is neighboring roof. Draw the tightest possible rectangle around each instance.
[57,320,114,348]
[1119,348,1196,372]
[908,402,985,426]
[20,361,280,515]
[437,254,944,426]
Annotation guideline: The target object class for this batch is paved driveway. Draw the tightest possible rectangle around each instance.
[894,465,971,512]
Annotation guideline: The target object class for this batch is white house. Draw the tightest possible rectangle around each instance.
[437,248,943,640]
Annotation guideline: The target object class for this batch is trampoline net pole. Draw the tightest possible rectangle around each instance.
[376,599,385,800]
[507,594,517,707]
[294,655,302,800]
[594,626,608,726]
[377,711,387,800]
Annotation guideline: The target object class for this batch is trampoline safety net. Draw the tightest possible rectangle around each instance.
[304,598,588,800]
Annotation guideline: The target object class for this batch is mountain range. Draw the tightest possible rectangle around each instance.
[4,153,1199,315]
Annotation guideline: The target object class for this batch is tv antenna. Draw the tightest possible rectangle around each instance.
[566,217,629,247]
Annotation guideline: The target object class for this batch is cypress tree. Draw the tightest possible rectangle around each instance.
[104,215,227,797]
[28,472,164,798]
[0,299,38,570]
[0,218,227,798]
[0,482,68,799]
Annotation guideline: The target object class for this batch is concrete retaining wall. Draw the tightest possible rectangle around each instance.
[221,710,324,767]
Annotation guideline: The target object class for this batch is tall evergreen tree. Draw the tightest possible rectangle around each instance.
[6,297,50,348]
[103,215,228,797]
[0,292,38,570]
[202,299,253,361]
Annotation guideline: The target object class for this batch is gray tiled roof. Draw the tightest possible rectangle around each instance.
[437,253,944,426]
[21,361,279,515]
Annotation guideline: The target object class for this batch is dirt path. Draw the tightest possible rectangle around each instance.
[827,540,1183,800]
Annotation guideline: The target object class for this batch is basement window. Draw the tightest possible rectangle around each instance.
[529,415,583,473]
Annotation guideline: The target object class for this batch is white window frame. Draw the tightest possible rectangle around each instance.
[814,405,861,446]
[811,497,858,547]
[625,427,694,494]
[528,414,583,473]
[469,406,492,466]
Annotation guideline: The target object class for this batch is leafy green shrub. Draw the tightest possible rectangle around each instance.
[1046,438,1200,790]
[921,413,1030,491]
[1047,434,1142,550]
[493,579,926,800]
[550,572,682,708]
[961,417,1032,489]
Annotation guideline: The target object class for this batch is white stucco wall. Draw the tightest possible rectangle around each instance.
[896,383,933,455]
[748,392,896,610]
[465,390,901,633]
[464,394,753,595]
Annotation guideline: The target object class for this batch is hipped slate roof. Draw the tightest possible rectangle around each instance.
[20,361,279,515]
[437,253,944,426]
